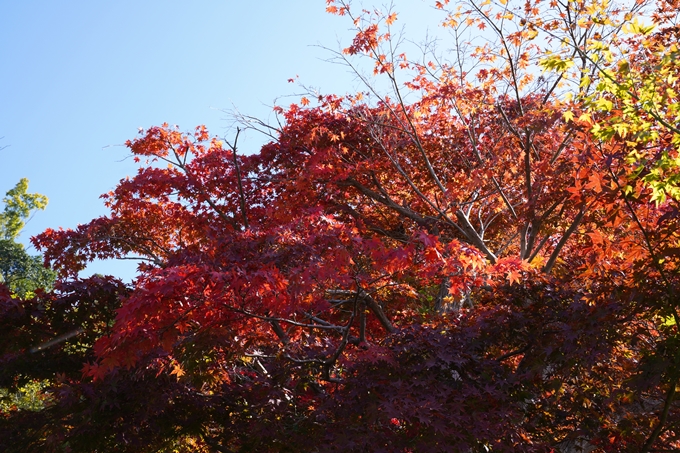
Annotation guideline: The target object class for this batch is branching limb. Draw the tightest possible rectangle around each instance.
[543,205,587,273]
[225,127,249,229]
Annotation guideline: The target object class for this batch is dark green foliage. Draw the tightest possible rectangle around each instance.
[0,239,55,298]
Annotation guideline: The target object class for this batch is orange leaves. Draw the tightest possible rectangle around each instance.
[423,246,443,262]
[169,361,185,379]
[490,257,530,285]
[339,3,400,58]
[325,0,349,16]
[569,163,609,201]
[585,172,604,193]
[344,24,380,55]
[374,54,394,75]
[507,268,522,285]
[125,125,173,158]
[125,123,213,162]
[587,229,605,247]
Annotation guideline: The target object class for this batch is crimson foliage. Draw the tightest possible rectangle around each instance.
[3,0,680,451]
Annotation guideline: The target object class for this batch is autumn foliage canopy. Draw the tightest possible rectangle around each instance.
[3,0,680,451]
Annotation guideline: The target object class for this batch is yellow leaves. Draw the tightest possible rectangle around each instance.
[578,112,593,124]
[528,253,545,269]
[577,17,590,28]
[563,110,575,122]
[611,123,629,139]
[594,97,614,112]
[658,315,676,327]
[622,17,655,36]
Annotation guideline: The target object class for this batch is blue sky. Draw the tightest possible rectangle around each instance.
[0,0,443,281]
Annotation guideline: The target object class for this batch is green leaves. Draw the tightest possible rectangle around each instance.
[533,0,680,203]
[0,180,54,298]
[0,178,48,241]
[538,54,575,73]
[0,240,55,299]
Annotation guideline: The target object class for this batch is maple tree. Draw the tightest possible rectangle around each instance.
[539,0,680,204]
[3,0,680,451]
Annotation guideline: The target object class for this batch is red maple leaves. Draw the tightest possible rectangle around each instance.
[3,0,680,451]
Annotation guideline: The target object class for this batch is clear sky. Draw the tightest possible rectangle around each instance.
[0,0,443,281]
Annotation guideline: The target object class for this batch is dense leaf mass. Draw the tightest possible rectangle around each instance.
[3,0,680,451]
